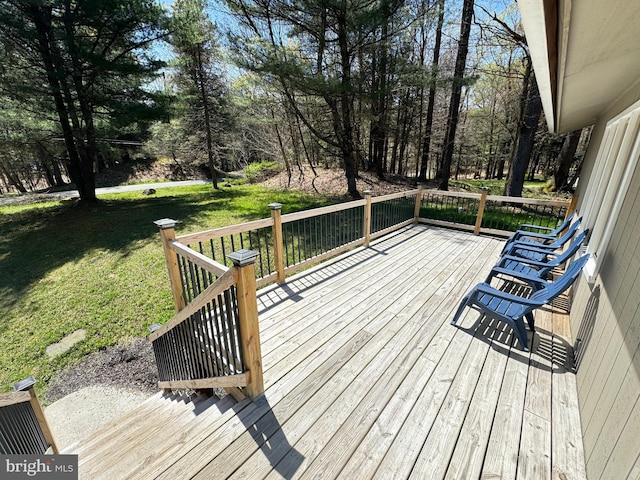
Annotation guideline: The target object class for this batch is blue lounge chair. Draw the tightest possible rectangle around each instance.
[450,254,590,351]
[487,231,588,284]
[503,220,583,260]
[510,211,577,242]
[501,214,580,255]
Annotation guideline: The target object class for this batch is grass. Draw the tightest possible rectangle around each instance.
[0,184,331,395]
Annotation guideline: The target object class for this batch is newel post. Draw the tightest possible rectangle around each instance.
[566,194,579,219]
[363,190,373,247]
[14,377,59,454]
[474,187,489,235]
[228,250,264,400]
[269,203,285,283]
[155,219,186,311]
[414,184,424,223]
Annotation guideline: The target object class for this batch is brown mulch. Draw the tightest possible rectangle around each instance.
[44,338,158,405]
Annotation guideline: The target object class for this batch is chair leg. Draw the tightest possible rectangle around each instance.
[525,311,535,332]
[451,295,470,326]
[511,317,529,352]
[485,270,496,284]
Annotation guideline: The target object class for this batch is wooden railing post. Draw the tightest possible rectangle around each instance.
[228,249,264,400]
[155,218,186,312]
[363,190,373,247]
[566,194,579,219]
[269,203,285,283]
[414,184,424,223]
[14,376,59,454]
[474,187,489,235]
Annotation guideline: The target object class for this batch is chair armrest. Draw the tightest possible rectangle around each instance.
[498,254,556,268]
[508,239,558,252]
[489,266,549,289]
[474,283,540,306]
[519,223,554,232]
[513,230,557,240]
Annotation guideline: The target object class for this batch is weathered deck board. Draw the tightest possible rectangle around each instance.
[517,307,554,480]
[551,303,588,480]
[68,225,587,480]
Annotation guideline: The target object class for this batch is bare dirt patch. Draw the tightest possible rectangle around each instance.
[258,166,419,198]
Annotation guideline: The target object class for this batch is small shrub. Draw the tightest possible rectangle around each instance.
[244,161,283,183]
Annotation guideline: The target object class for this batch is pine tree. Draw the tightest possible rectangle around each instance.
[170,0,231,188]
[0,0,168,201]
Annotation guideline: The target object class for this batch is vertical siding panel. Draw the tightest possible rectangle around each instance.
[571,154,640,478]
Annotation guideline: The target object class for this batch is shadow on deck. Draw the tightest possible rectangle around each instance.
[68,224,587,479]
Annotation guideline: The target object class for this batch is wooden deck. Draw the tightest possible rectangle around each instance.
[67,224,587,479]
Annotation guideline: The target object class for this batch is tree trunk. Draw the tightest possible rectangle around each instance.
[553,129,582,191]
[29,5,87,199]
[337,6,360,199]
[0,163,27,193]
[437,0,473,190]
[370,15,389,180]
[418,0,445,182]
[271,107,292,186]
[51,157,65,186]
[63,0,97,202]
[195,47,219,189]
[504,73,543,197]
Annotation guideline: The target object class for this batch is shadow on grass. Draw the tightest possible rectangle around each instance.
[0,186,329,310]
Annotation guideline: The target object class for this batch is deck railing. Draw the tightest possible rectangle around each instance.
[153,187,574,399]
[418,188,575,236]
[0,377,58,455]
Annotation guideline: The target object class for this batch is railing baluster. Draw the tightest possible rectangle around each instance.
[223,289,240,373]
[203,301,220,376]
[221,237,227,266]
[193,310,208,379]
[218,292,235,375]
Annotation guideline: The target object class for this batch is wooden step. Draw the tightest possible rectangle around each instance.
[70,391,236,479]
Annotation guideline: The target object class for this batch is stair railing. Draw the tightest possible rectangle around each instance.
[151,218,263,400]
[0,376,59,455]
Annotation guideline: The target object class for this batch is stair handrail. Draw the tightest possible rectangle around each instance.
[0,377,59,454]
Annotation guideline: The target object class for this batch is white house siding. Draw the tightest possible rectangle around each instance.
[569,80,640,480]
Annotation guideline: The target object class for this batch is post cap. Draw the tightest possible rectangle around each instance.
[154,218,178,229]
[228,249,259,267]
[363,190,373,195]
[14,376,36,392]
[480,186,490,191]
[268,203,283,211]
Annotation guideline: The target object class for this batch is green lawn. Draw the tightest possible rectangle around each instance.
[0,184,331,394]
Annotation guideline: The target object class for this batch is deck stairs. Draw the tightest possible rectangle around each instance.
[63,390,239,479]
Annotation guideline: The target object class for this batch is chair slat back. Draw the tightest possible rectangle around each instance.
[550,211,577,236]
[550,230,588,266]
[530,254,590,303]
[549,218,582,248]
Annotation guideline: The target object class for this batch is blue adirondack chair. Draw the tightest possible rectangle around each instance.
[509,211,578,243]
[502,220,583,260]
[487,231,588,285]
[450,254,590,351]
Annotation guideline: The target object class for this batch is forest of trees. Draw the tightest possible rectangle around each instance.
[0,0,589,201]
